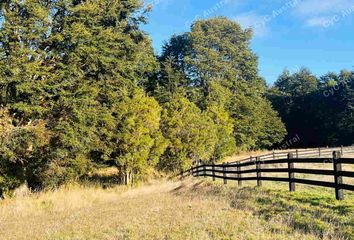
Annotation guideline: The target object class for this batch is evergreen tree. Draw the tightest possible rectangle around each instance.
[206,105,235,160]
[113,89,167,185]
[0,0,161,190]
[159,96,217,171]
[0,0,52,119]
[158,17,286,150]
[43,0,159,185]
[269,69,354,147]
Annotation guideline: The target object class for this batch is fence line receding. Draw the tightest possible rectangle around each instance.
[181,146,354,200]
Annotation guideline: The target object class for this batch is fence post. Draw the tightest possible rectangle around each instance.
[212,164,215,181]
[237,164,242,187]
[288,153,295,192]
[319,148,321,157]
[203,164,206,178]
[256,157,262,187]
[223,163,227,184]
[196,162,200,177]
[273,151,275,160]
[333,151,344,200]
[296,149,299,158]
[341,145,344,156]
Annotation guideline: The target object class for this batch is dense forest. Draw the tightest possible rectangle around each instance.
[269,69,354,148]
[0,0,352,194]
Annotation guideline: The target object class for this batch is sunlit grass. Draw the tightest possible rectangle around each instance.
[1,178,353,240]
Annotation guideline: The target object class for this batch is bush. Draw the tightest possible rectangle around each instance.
[0,108,50,191]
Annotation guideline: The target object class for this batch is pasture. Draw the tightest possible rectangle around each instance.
[1,178,353,240]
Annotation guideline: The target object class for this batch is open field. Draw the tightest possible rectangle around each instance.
[224,149,354,164]
[1,179,353,240]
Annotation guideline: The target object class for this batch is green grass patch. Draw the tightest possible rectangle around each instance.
[194,180,354,239]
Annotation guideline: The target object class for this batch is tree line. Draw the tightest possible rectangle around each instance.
[0,0,351,194]
[268,68,354,148]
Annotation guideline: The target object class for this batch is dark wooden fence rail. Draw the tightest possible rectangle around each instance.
[181,149,354,200]
[231,145,354,164]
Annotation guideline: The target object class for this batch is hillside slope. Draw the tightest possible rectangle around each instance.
[1,179,353,240]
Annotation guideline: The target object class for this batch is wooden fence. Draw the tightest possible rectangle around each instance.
[181,146,354,200]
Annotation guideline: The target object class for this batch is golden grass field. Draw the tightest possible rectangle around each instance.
[0,149,353,240]
[1,177,353,240]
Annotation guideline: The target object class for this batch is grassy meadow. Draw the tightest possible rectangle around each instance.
[1,177,353,240]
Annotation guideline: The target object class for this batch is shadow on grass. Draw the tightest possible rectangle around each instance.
[81,174,121,188]
[173,179,354,239]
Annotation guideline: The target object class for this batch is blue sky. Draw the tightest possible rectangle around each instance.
[142,0,354,84]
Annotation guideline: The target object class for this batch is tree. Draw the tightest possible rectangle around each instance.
[152,57,190,104]
[335,71,354,145]
[228,85,286,150]
[47,0,160,170]
[274,68,318,97]
[206,105,235,160]
[187,18,260,97]
[160,33,191,72]
[0,0,52,119]
[205,81,235,159]
[159,96,217,171]
[269,68,354,147]
[0,0,161,191]
[113,89,167,185]
[157,17,286,151]
[270,69,321,147]
[255,100,287,148]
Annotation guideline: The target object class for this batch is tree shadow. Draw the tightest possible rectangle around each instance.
[81,174,121,188]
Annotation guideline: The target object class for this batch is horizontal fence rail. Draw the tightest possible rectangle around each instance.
[182,147,354,200]
[230,145,354,164]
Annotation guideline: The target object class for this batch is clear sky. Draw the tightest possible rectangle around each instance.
[142,0,354,84]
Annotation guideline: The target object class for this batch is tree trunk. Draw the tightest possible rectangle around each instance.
[130,170,134,187]
[118,166,128,185]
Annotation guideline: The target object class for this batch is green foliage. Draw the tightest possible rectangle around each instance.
[255,100,287,148]
[275,68,318,97]
[0,0,52,119]
[0,2,290,192]
[206,105,236,160]
[187,18,259,93]
[152,57,189,104]
[0,108,49,190]
[158,17,286,151]
[269,68,354,147]
[160,96,218,171]
[113,89,167,184]
[0,0,160,190]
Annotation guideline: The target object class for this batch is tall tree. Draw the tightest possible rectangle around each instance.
[0,0,52,120]
[269,69,354,147]
[113,89,167,185]
[159,96,218,171]
[0,0,161,190]
[158,17,286,150]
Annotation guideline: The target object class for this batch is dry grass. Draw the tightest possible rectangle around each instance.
[223,150,270,163]
[2,150,353,240]
[224,148,354,164]
[1,177,353,240]
[222,149,354,186]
